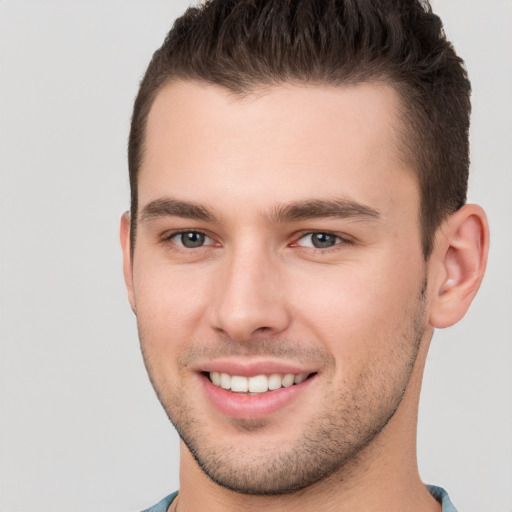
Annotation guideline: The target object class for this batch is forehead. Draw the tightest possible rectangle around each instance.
[139,80,417,216]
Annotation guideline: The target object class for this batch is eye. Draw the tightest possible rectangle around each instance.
[295,232,343,249]
[169,231,212,249]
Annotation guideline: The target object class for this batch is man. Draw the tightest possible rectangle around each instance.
[120,1,489,510]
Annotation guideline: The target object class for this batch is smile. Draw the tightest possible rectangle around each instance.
[208,371,311,393]
[200,367,318,419]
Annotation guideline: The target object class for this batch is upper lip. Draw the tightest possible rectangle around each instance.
[197,359,317,377]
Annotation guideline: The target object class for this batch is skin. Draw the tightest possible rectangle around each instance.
[121,81,488,512]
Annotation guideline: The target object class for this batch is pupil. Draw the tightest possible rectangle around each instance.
[312,233,336,248]
[181,232,205,248]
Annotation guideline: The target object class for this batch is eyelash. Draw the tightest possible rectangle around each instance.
[292,231,352,250]
[163,230,352,251]
[164,230,216,249]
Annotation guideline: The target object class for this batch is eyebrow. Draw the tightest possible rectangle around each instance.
[267,198,381,223]
[139,197,217,223]
[139,196,380,225]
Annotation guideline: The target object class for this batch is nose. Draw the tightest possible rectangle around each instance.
[209,245,292,343]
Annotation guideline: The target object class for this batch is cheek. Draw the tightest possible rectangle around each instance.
[289,255,425,357]
[132,257,211,354]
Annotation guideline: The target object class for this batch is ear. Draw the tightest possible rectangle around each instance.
[120,212,136,313]
[429,204,489,328]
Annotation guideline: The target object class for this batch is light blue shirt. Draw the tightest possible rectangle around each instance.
[141,491,177,512]
[427,485,458,512]
[142,485,457,511]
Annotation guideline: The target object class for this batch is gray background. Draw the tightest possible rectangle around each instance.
[0,1,510,511]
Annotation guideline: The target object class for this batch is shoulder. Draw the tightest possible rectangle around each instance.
[140,491,178,512]
[427,485,458,512]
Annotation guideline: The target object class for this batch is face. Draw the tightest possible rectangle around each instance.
[123,81,431,494]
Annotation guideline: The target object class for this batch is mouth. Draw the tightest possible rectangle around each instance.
[206,371,314,394]
[198,362,319,419]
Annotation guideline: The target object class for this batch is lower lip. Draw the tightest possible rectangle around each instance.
[200,374,315,420]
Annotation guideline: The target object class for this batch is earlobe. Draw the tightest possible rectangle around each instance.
[429,204,489,329]
[120,212,137,314]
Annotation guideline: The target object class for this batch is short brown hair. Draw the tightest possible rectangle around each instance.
[128,0,471,259]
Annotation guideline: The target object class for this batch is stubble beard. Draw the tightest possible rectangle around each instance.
[139,281,428,496]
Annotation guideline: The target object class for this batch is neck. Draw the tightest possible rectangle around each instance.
[176,427,438,512]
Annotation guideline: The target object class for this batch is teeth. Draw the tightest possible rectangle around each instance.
[281,374,295,387]
[209,372,310,393]
[230,375,248,392]
[268,373,282,391]
[220,372,231,390]
[248,375,268,393]
[294,373,308,384]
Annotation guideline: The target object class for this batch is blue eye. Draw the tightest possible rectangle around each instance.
[297,232,341,249]
[171,231,211,248]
